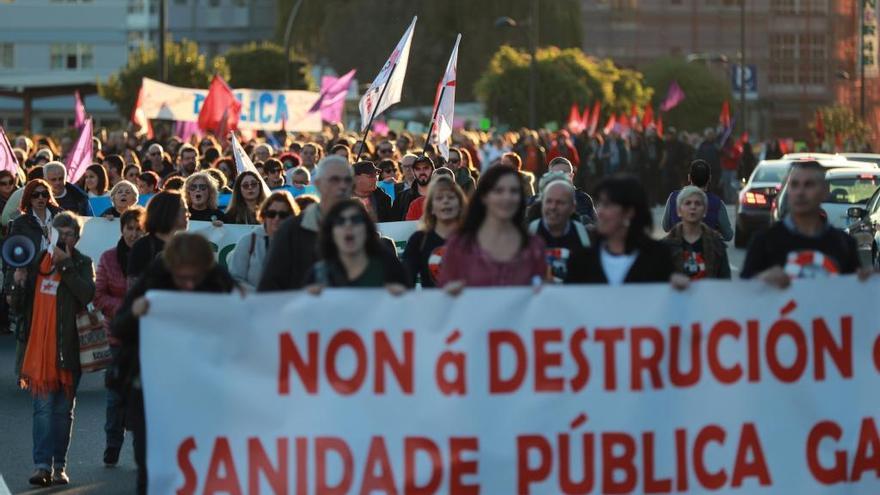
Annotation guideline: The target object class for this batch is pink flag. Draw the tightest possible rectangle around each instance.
[66,118,93,183]
[74,91,87,130]
[660,80,685,112]
[0,126,19,174]
[174,120,202,143]
[309,69,356,124]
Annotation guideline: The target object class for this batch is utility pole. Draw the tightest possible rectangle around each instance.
[528,0,539,129]
[739,0,747,133]
[158,0,167,82]
[860,0,867,118]
[283,0,305,88]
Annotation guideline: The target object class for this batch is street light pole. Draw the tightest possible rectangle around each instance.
[158,0,167,82]
[283,0,305,89]
[528,0,539,129]
[739,0,746,134]
[860,0,867,118]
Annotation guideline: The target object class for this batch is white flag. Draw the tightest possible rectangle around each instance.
[430,34,461,160]
[358,16,417,131]
[230,133,271,197]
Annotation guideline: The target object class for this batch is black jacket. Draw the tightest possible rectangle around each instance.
[56,183,93,216]
[4,208,61,293]
[661,223,732,280]
[395,186,422,222]
[566,238,674,284]
[258,203,321,291]
[366,188,396,223]
[305,246,409,287]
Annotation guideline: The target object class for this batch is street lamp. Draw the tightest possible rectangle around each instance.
[495,1,539,129]
[283,0,305,88]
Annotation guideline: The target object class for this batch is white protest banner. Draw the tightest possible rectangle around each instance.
[139,78,322,132]
[141,277,880,494]
[77,218,417,266]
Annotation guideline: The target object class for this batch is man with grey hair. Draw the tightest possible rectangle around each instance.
[528,179,591,282]
[43,162,93,216]
[144,143,164,173]
[547,157,596,223]
[258,156,353,291]
[253,143,273,163]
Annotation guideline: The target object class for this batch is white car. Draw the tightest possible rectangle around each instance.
[822,168,880,229]
[782,152,846,162]
[838,152,880,168]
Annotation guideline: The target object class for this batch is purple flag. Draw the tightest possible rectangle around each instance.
[660,80,686,112]
[308,69,356,124]
[174,120,202,143]
[74,90,87,129]
[0,127,19,174]
[66,118,93,183]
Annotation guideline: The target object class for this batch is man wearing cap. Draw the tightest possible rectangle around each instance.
[395,155,433,221]
[352,161,395,223]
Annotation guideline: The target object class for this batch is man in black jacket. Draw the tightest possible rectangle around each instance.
[742,160,873,286]
[258,155,353,291]
[352,161,396,222]
[44,161,93,216]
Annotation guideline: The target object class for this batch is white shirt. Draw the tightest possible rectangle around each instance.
[32,209,54,251]
[600,248,638,286]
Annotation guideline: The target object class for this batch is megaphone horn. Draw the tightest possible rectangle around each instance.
[2,235,36,269]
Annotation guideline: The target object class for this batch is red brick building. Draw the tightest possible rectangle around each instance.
[581,0,879,148]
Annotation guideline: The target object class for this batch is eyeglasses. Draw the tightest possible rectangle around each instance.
[264,210,291,220]
[378,148,393,154]
[332,214,366,227]
[241,181,260,190]
[187,183,209,192]
[148,152,160,157]
[32,191,50,199]
[448,158,461,164]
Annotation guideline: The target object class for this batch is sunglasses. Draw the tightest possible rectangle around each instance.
[148,152,160,156]
[188,183,209,192]
[332,214,366,227]
[0,180,13,186]
[264,210,291,220]
[449,158,461,164]
[32,191,50,199]
[378,148,393,154]
[241,181,260,190]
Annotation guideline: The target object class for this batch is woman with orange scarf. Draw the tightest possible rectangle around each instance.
[10,211,95,487]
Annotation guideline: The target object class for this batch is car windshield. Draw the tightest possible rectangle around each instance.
[826,176,880,204]
[753,165,789,183]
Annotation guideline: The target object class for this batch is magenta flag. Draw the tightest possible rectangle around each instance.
[0,127,19,174]
[308,69,356,124]
[660,80,686,112]
[66,118,93,183]
[174,120,202,143]
[74,90,87,129]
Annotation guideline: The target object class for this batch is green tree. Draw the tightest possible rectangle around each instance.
[100,40,229,119]
[275,0,582,105]
[642,57,732,132]
[224,42,315,90]
[475,46,653,128]
[808,105,872,148]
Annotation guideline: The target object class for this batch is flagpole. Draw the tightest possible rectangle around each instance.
[423,84,449,157]
[357,62,398,158]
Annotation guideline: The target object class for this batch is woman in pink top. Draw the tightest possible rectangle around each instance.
[438,165,547,290]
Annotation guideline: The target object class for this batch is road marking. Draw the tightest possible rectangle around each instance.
[0,475,11,495]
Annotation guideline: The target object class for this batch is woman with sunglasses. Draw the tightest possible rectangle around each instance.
[79,164,109,198]
[224,171,267,224]
[229,191,299,291]
[100,180,139,218]
[305,199,408,292]
[8,179,61,253]
[183,172,225,222]
[123,164,141,184]
[448,147,476,196]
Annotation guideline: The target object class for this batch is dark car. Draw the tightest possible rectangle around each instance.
[846,185,880,269]
[734,160,790,247]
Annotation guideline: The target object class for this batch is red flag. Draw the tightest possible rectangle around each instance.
[566,103,583,133]
[642,105,654,129]
[198,75,241,134]
[588,101,601,135]
[656,115,664,137]
[580,105,590,131]
[815,111,825,141]
[738,131,749,145]
[719,101,731,128]
[629,104,639,126]
[131,85,154,139]
[617,113,630,133]
[603,114,617,135]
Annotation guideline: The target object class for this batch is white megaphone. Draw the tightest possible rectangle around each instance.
[1,235,36,268]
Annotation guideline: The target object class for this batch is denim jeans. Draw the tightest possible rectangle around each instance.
[32,378,79,471]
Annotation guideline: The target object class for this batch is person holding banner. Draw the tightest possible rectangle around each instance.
[99,180,139,218]
[94,206,145,467]
[183,172,225,223]
[566,175,680,285]
[127,191,189,281]
[305,199,408,290]
[10,212,95,487]
[224,171,267,225]
[403,175,466,288]
[112,233,238,495]
[259,156,353,291]
[228,191,299,291]
[438,165,547,291]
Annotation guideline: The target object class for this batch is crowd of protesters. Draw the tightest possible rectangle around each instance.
[0,119,876,493]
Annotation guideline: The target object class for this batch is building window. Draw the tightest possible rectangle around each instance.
[50,44,94,70]
[0,43,13,69]
[770,0,828,15]
[207,0,221,6]
[769,32,827,86]
[232,0,246,6]
[128,0,144,13]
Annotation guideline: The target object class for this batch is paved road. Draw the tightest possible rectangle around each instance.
[0,206,745,494]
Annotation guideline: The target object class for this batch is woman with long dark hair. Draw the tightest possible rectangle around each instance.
[438,165,547,291]
[566,175,685,286]
[224,171,267,224]
[305,199,408,291]
[79,164,108,197]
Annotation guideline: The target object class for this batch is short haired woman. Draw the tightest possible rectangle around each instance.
[127,191,189,281]
[183,171,225,222]
[229,192,299,291]
[101,180,139,218]
[10,212,95,487]
[661,185,731,280]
